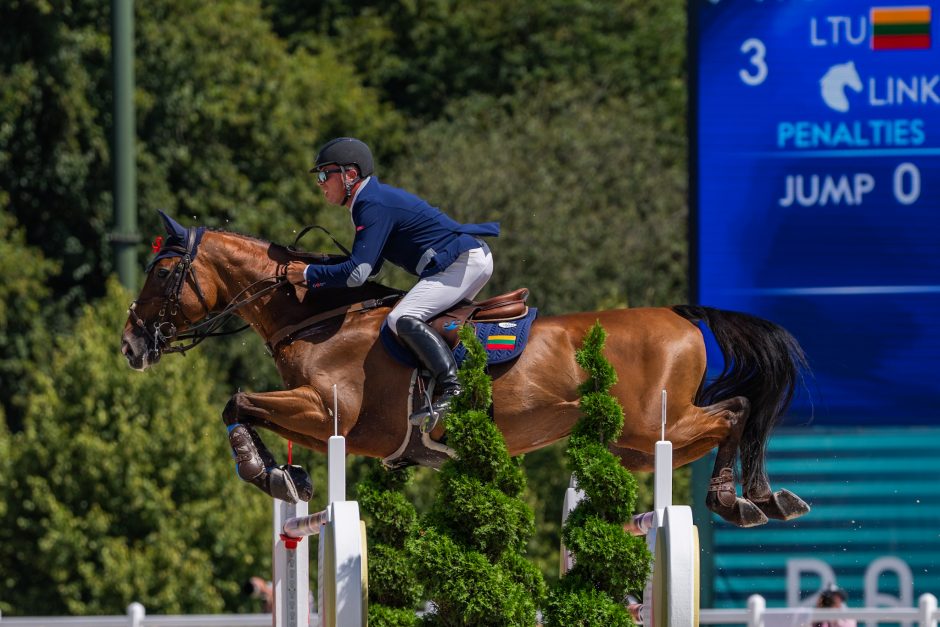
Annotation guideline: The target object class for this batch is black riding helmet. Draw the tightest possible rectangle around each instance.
[310,137,374,177]
[310,137,374,205]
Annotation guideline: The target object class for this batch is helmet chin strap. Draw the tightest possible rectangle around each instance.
[340,165,362,206]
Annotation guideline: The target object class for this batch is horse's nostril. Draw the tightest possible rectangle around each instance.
[121,339,132,356]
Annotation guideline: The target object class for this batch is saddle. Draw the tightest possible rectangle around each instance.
[429,288,530,348]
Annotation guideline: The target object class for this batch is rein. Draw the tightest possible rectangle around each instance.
[167,273,285,354]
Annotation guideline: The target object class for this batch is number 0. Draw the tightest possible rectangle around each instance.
[893,162,921,205]
[740,38,768,86]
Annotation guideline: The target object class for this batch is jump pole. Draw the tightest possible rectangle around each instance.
[274,384,368,627]
[561,389,700,627]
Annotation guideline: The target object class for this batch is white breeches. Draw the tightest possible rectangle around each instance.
[386,242,494,334]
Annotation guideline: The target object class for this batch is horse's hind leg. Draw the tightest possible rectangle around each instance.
[744,467,810,521]
[222,391,313,503]
[704,397,769,528]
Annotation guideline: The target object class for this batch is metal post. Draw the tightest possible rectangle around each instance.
[126,602,145,627]
[655,390,673,512]
[111,0,139,290]
[747,594,766,627]
[920,593,938,627]
[274,499,310,627]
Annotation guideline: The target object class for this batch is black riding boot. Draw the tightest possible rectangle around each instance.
[396,316,461,431]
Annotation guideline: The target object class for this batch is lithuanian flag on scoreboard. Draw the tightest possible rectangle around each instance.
[870,6,932,50]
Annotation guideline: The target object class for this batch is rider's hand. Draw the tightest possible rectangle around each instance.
[286,261,309,302]
[286,261,309,286]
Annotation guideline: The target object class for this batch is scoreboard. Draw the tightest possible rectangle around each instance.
[691,0,940,425]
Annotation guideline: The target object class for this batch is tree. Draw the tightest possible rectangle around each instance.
[0,206,59,431]
[356,462,423,627]
[0,0,405,303]
[265,0,686,124]
[391,85,687,314]
[0,279,272,616]
[407,326,546,626]
[544,323,651,625]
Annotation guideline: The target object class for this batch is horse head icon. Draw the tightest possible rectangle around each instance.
[820,61,863,113]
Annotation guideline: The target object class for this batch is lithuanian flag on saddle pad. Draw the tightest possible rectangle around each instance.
[453,308,538,366]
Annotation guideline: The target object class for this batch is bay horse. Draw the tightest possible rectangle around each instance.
[121,216,811,527]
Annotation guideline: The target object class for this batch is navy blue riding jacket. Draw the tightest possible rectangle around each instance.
[304,177,499,289]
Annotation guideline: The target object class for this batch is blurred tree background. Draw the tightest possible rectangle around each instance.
[0,0,689,616]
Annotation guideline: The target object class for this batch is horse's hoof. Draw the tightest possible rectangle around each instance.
[750,489,811,521]
[268,464,313,503]
[707,494,769,528]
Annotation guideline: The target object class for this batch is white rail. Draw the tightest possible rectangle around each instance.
[699,593,939,627]
[1,593,937,626]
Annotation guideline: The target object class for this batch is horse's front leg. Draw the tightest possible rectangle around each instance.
[221,386,328,503]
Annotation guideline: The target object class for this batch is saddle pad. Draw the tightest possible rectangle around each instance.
[380,307,538,368]
[453,307,538,366]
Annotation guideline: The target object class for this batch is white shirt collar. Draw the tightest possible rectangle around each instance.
[348,176,372,214]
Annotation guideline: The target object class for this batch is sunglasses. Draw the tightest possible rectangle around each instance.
[316,168,343,184]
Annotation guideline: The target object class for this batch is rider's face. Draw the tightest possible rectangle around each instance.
[315,166,356,206]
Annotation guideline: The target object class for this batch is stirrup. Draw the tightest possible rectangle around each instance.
[409,406,441,434]
[409,389,460,434]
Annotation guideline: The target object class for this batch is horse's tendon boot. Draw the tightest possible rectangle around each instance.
[228,424,312,502]
[228,424,268,486]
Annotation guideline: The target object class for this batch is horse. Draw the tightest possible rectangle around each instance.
[121,215,811,527]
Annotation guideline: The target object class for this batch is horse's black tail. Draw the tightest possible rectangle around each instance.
[671,305,809,495]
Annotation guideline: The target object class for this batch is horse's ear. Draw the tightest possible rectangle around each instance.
[158,210,188,241]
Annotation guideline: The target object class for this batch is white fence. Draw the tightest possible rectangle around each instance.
[702,594,939,627]
[1,594,937,627]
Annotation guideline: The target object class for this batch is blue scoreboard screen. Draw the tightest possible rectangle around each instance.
[691,1,940,425]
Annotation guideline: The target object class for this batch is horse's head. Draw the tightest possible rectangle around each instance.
[121,211,217,370]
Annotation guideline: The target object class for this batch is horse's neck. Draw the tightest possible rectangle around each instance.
[201,231,278,304]
[201,231,396,341]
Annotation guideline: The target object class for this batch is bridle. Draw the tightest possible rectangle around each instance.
[127,227,285,358]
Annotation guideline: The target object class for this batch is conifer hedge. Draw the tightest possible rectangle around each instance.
[357,462,423,627]
[544,322,652,626]
[407,326,546,626]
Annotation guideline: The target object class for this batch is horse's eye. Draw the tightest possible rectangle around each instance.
[157,268,170,279]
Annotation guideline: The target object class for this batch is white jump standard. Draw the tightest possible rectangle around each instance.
[273,386,368,627]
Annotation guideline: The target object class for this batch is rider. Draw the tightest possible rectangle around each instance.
[286,137,499,424]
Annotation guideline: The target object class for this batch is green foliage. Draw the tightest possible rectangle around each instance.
[408,325,545,625]
[392,84,687,314]
[544,586,634,627]
[0,0,405,301]
[0,208,59,430]
[0,279,271,616]
[576,324,620,396]
[266,0,685,123]
[356,461,422,626]
[544,322,651,625]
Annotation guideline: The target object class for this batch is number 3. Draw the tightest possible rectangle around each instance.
[739,38,768,86]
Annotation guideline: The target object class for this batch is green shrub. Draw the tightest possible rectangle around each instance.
[544,322,651,625]
[407,325,545,626]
